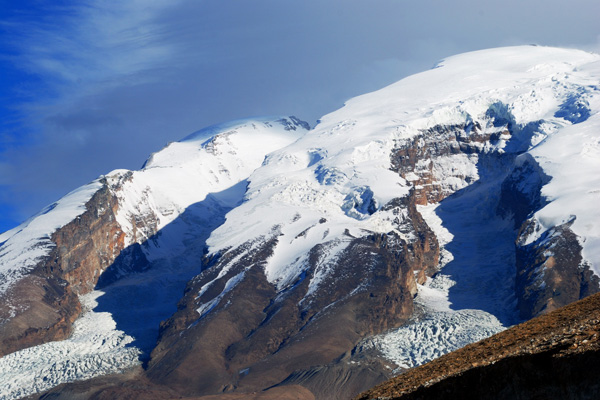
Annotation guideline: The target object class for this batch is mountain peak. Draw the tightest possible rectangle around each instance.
[142,116,310,170]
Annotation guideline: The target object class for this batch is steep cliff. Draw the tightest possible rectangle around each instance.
[0,181,126,356]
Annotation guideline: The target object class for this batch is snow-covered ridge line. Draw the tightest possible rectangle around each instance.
[109,116,309,250]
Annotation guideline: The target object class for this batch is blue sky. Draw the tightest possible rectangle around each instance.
[1,0,599,233]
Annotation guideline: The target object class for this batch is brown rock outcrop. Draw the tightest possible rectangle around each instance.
[390,121,494,205]
[0,178,149,356]
[515,219,600,319]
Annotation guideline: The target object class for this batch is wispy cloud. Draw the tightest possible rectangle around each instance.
[6,1,175,83]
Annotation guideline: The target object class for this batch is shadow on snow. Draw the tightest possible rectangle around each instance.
[92,180,247,359]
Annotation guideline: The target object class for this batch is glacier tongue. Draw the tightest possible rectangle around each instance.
[0,291,141,400]
[373,159,520,368]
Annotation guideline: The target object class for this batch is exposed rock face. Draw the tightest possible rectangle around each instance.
[0,178,157,357]
[0,183,110,356]
[515,219,600,319]
[498,154,600,319]
[391,122,489,205]
[43,182,127,294]
[355,292,600,400]
[0,274,81,358]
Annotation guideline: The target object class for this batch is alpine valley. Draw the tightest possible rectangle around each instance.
[1,45,600,400]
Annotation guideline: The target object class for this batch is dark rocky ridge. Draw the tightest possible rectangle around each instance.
[144,190,440,397]
[515,219,600,319]
[355,291,600,400]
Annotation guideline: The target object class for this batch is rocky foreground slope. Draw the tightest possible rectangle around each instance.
[356,291,600,400]
[2,45,600,399]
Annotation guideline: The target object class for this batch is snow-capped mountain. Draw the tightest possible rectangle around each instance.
[1,46,600,400]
